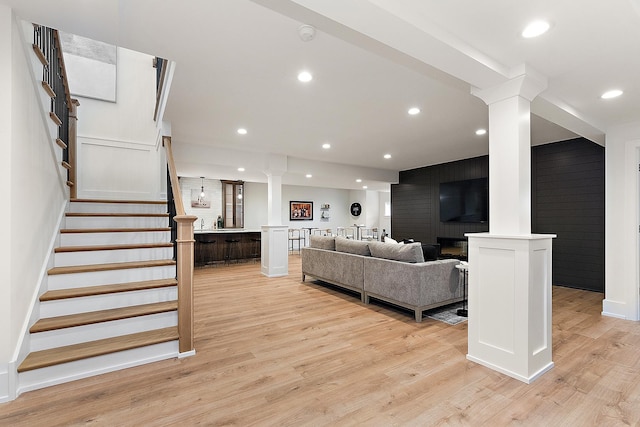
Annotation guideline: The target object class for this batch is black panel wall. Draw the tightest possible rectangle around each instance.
[392,138,604,292]
[531,138,604,292]
[391,156,489,245]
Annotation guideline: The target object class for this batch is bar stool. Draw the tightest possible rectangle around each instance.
[199,234,216,266]
[250,236,261,263]
[288,229,302,253]
[224,238,240,264]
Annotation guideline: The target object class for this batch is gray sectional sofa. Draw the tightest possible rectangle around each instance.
[301,236,462,322]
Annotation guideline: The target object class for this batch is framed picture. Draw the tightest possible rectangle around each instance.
[290,201,313,220]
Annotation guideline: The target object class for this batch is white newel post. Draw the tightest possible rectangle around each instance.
[261,154,289,277]
[467,69,556,383]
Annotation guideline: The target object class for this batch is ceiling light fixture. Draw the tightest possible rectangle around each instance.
[356,179,362,183]
[306,174,312,178]
[237,128,247,135]
[601,89,623,99]
[237,187,243,200]
[237,167,245,172]
[298,71,313,82]
[475,128,487,136]
[408,107,421,115]
[199,177,205,198]
[522,20,550,38]
[363,186,368,189]
[383,154,392,159]
[322,143,331,149]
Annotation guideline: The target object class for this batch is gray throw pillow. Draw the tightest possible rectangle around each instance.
[309,235,336,251]
[369,241,425,263]
[335,236,371,256]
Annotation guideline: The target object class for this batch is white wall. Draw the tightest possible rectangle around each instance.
[604,121,640,321]
[1,10,69,401]
[379,191,391,236]
[179,177,223,229]
[282,185,352,231]
[76,47,164,200]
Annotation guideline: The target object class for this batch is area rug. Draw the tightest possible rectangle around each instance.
[424,302,468,325]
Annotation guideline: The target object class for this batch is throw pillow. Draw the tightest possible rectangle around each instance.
[335,236,371,256]
[369,241,425,263]
[383,236,398,244]
[421,244,439,261]
[309,235,336,251]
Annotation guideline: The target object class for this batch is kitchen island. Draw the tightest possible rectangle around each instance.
[194,229,261,266]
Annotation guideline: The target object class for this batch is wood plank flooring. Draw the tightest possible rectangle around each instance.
[2,256,639,426]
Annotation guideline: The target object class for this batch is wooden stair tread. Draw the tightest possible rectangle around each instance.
[66,212,169,217]
[40,278,178,301]
[18,327,178,372]
[60,227,171,234]
[48,259,176,275]
[70,198,167,205]
[30,301,178,333]
[55,242,173,253]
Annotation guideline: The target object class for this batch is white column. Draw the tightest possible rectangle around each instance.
[468,69,556,383]
[261,154,289,277]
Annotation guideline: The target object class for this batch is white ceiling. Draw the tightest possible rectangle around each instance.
[3,0,638,191]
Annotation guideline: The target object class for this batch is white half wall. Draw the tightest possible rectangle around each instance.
[76,46,163,200]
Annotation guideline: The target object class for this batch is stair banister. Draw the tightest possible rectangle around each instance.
[163,136,196,353]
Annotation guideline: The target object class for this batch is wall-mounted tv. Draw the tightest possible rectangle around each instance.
[439,177,488,223]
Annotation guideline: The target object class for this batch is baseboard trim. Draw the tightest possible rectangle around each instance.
[602,299,631,320]
[466,354,554,384]
[178,349,196,359]
[0,362,17,403]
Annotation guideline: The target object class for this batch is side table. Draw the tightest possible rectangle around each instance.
[455,262,469,317]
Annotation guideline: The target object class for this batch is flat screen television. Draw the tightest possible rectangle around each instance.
[439,178,488,223]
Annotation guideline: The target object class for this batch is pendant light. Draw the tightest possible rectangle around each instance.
[200,177,205,198]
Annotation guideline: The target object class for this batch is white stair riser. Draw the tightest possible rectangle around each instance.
[69,202,167,214]
[47,265,176,290]
[65,216,168,229]
[55,247,173,267]
[18,341,179,395]
[60,231,171,246]
[40,288,178,318]
[30,312,178,351]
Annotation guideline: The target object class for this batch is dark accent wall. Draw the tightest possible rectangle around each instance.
[392,138,604,292]
[391,156,489,244]
[531,138,604,292]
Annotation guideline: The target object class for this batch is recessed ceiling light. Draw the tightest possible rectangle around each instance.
[522,20,550,38]
[408,107,420,115]
[298,71,313,82]
[306,174,312,178]
[475,128,487,136]
[322,143,331,149]
[601,89,623,99]
[383,154,392,159]
[237,128,247,135]
[363,186,368,189]
[356,179,362,183]
[237,167,245,172]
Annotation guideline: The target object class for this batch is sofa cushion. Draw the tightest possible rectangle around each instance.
[309,235,336,251]
[335,237,371,256]
[422,244,439,261]
[369,241,425,263]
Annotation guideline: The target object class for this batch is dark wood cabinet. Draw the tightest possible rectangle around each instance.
[194,231,261,266]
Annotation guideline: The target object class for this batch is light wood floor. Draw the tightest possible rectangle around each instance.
[2,256,639,426]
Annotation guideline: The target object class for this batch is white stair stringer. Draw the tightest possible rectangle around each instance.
[18,340,179,395]
[30,311,178,352]
[40,287,178,318]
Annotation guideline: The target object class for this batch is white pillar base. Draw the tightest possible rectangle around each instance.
[261,225,289,277]
[466,233,555,383]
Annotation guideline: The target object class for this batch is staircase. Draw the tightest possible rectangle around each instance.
[18,199,180,392]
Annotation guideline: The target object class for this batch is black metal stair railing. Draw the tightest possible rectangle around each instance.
[33,24,72,179]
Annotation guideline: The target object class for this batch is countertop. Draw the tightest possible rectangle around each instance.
[194,228,261,234]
